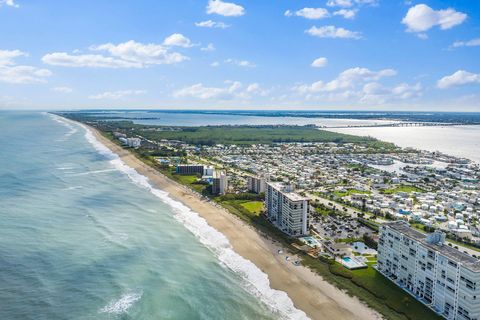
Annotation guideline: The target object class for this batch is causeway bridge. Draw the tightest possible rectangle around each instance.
[324,122,480,129]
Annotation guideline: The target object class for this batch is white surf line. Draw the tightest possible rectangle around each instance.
[49,113,309,320]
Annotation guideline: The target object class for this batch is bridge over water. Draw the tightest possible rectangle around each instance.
[324,122,480,129]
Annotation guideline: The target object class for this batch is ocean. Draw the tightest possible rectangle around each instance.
[0,112,305,320]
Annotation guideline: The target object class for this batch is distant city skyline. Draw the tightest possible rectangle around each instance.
[0,0,479,111]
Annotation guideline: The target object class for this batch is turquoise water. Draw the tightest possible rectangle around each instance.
[0,112,305,320]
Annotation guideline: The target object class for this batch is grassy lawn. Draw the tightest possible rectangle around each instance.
[173,174,198,185]
[239,201,264,215]
[333,189,371,197]
[220,200,263,220]
[381,185,425,194]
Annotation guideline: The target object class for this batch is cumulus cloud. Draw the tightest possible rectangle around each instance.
[43,39,189,68]
[207,0,245,17]
[333,9,356,19]
[52,86,73,93]
[294,71,421,105]
[360,82,422,104]
[201,43,216,52]
[195,20,230,29]
[294,67,396,94]
[163,33,193,48]
[285,8,329,20]
[0,0,18,8]
[225,58,256,68]
[0,49,52,84]
[402,4,467,33]
[42,52,142,68]
[452,38,480,48]
[437,70,480,89]
[173,81,266,100]
[311,57,328,68]
[89,90,146,100]
[326,0,377,8]
[306,25,362,39]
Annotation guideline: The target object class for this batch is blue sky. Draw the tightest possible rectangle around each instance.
[0,0,479,110]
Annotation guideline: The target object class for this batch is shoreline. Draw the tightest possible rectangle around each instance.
[85,124,382,320]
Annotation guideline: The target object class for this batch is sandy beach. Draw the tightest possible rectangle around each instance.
[89,126,382,320]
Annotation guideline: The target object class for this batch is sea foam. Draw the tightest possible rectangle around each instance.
[50,114,309,320]
[100,290,143,314]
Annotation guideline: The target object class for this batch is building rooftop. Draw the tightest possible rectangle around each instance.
[385,221,480,272]
[266,181,310,202]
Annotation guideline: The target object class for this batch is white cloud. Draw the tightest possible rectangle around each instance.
[89,90,146,100]
[163,33,193,48]
[402,4,467,33]
[294,67,396,93]
[437,70,480,89]
[452,38,480,48]
[52,86,73,93]
[0,49,25,65]
[91,40,188,65]
[246,83,269,96]
[360,82,422,103]
[0,49,52,84]
[285,8,330,20]
[306,25,362,39]
[327,0,353,7]
[173,81,266,100]
[42,52,142,68]
[333,9,356,19]
[327,0,377,8]
[311,57,328,68]
[195,20,230,29]
[201,43,216,52]
[416,33,429,40]
[211,61,220,67]
[225,58,256,68]
[0,0,18,8]
[207,0,245,17]
[44,40,189,68]
[173,82,238,100]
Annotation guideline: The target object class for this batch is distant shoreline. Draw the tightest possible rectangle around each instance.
[80,121,382,320]
[63,109,480,125]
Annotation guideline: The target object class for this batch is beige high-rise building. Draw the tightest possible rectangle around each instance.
[212,171,228,195]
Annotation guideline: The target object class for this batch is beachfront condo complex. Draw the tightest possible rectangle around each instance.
[265,182,310,237]
[377,221,480,320]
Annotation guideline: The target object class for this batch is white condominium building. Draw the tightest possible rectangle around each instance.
[126,137,141,148]
[377,221,480,320]
[265,182,309,237]
[247,175,266,194]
